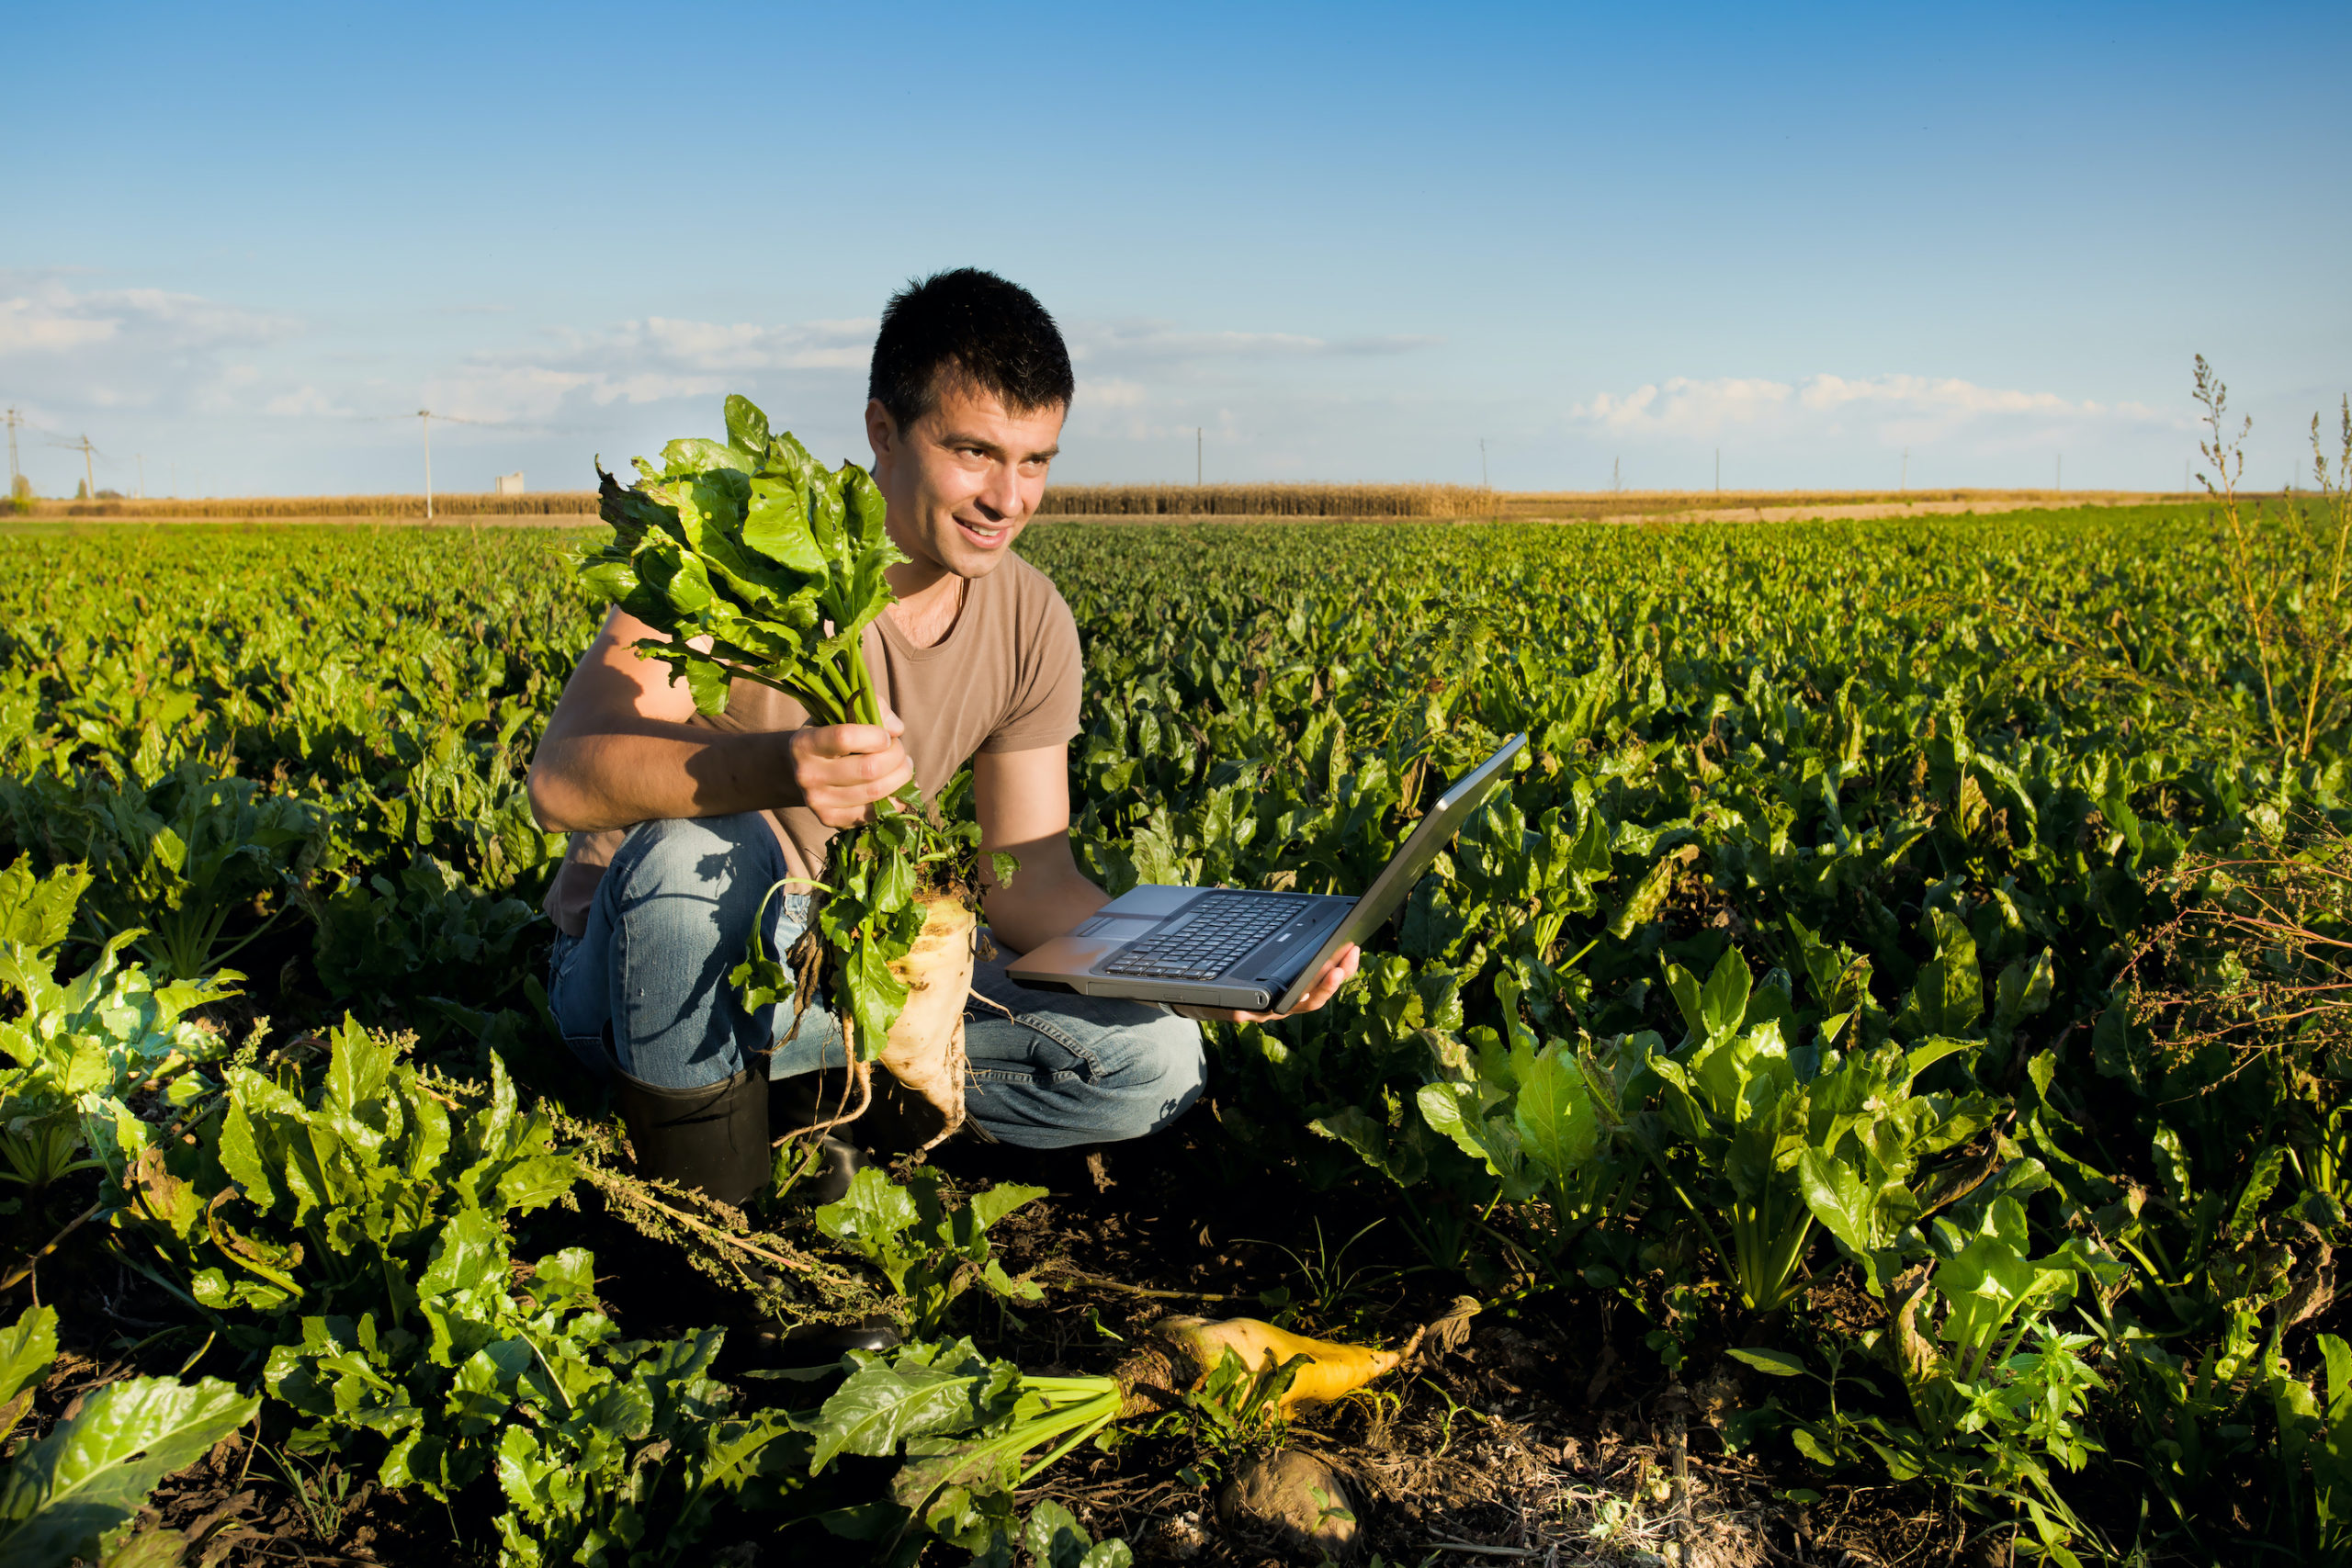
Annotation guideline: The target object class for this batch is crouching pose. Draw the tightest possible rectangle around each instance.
[526,269,1359,1205]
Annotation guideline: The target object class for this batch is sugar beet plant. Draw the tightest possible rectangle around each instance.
[574,394,1004,1056]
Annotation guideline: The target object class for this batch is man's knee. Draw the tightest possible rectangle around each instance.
[598,813,783,975]
[1098,1010,1208,1141]
[605,812,775,901]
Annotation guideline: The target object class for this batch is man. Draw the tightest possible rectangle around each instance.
[528,268,1360,1205]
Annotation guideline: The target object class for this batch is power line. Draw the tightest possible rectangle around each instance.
[46,434,100,499]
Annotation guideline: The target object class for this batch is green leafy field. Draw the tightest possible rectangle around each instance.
[1,508,2346,1564]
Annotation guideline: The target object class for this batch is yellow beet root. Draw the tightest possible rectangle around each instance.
[1153,1314,1406,1415]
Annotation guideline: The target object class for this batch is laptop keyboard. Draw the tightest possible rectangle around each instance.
[1100,894,1309,981]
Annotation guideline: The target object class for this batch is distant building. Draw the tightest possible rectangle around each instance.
[493,471,526,496]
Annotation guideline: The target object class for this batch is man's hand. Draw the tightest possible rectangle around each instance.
[1173,943,1363,1025]
[792,710,913,828]
[527,606,917,835]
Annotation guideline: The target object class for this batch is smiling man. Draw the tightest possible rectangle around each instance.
[527,268,1359,1207]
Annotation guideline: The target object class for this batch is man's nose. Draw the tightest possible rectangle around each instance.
[975,461,1022,521]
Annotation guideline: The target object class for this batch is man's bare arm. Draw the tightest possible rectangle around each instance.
[526,605,911,833]
[971,744,1359,1023]
[973,745,1108,956]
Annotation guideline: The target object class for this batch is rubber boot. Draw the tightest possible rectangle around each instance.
[770,1070,869,1206]
[759,1069,898,1363]
[613,1066,770,1209]
[758,1317,903,1368]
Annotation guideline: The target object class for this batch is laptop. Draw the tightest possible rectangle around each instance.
[1008,733,1527,1013]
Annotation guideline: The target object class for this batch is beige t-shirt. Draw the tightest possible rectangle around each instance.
[543,549,1084,937]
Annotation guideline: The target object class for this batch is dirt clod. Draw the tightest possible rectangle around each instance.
[1217,1449,1359,1560]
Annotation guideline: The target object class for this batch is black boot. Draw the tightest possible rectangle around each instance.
[613,1066,770,1209]
[770,1070,870,1206]
[757,1317,903,1368]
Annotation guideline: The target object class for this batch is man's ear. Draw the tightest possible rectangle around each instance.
[865,398,899,466]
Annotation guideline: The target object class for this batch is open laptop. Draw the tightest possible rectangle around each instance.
[1008,733,1527,1013]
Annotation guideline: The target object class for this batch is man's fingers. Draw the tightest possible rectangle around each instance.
[1312,945,1361,994]
[1289,946,1362,1013]
[794,723,913,809]
[1193,944,1363,1024]
[799,722,899,760]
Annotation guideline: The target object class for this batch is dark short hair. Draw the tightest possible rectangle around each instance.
[868,268,1074,432]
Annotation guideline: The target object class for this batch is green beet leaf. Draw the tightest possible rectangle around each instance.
[807,1340,1018,1473]
[1513,1043,1600,1179]
[0,1304,58,1441]
[0,1375,256,1568]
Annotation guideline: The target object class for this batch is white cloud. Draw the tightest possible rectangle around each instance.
[1568,372,2179,450]
[1078,377,1149,409]
[1052,321,1440,446]
[1070,319,1440,369]
[0,274,300,412]
[399,314,880,427]
[630,315,876,373]
[264,384,353,418]
[0,299,115,354]
[0,280,295,358]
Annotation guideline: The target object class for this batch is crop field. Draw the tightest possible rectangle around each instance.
[3,499,2351,1565]
[24,483,2174,525]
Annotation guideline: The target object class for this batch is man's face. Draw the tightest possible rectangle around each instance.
[866,378,1064,581]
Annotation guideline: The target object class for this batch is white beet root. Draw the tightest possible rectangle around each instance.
[808,896,976,1155]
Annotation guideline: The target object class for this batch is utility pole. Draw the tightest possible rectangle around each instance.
[48,434,97,498]
[406,408,482,521]
[1195,427,1202,486]
[1611,456,1622,493]
[1480,437,1489,491]
[3,408,21,493]
[134,454,146,500]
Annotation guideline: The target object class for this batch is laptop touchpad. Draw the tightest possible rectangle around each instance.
[1102,886,1196,918]
[1078,915,1162,942]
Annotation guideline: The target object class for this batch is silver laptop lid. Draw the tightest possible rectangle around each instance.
[1269,732,1528,1013]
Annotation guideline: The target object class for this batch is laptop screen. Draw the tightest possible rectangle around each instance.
[1271,732,1529,1012]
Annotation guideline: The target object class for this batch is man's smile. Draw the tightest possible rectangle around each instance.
[956,515,1012,549]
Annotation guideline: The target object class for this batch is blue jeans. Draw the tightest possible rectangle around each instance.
[546,813,1206,1149]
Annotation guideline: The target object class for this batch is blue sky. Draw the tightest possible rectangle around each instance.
[4,1,2346,497]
